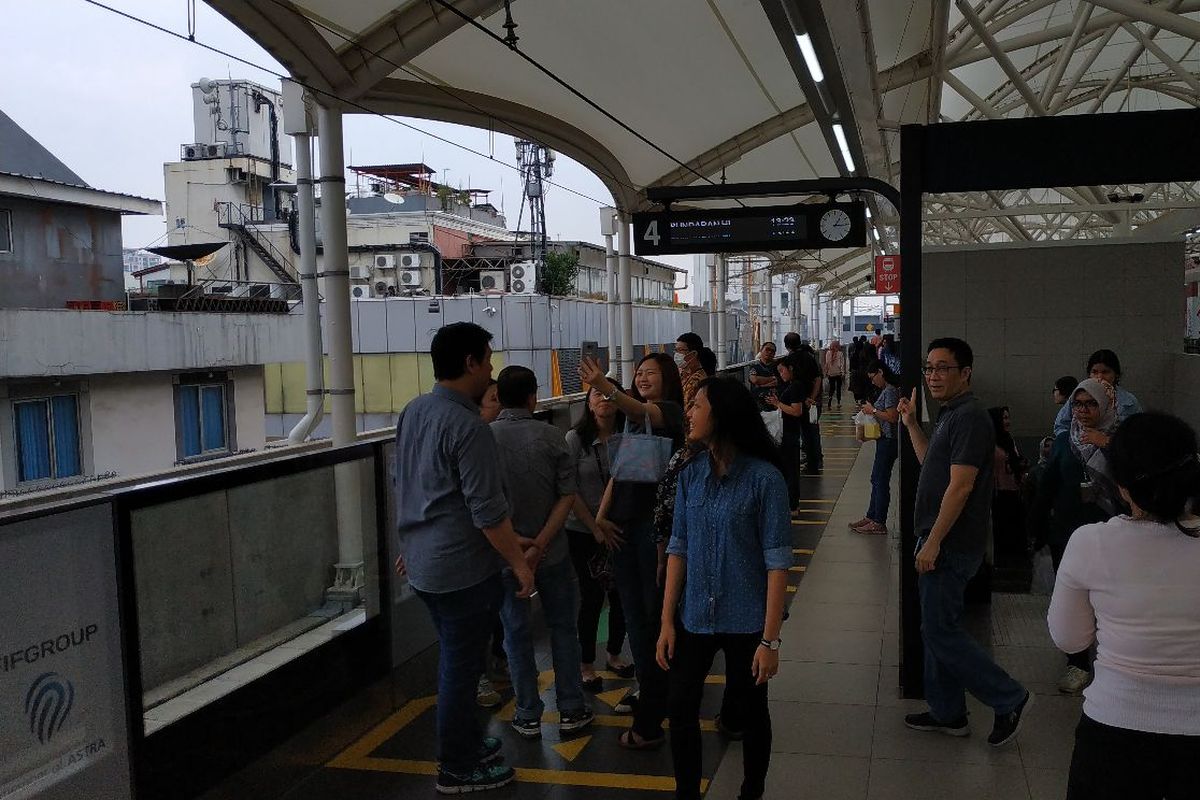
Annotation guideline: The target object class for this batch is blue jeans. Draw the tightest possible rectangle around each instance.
[866,436,898,524]
[612,518,669,740]
[918,541,1027,721]
[414,573,504,773]
[501,555,587,723]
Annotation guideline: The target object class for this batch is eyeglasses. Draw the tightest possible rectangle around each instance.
[921,365,962,377]
[1072,399,1099,410]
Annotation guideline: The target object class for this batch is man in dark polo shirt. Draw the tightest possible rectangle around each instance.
[897,337,1032,747]
[395,322,535,794]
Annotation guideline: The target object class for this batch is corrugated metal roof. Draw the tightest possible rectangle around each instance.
[0,108,89,187]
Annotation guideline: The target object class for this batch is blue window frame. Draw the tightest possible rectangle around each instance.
[14,394,81,483]
[177,383,229,459]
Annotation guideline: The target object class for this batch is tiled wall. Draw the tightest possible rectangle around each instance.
[922,240,1183,437]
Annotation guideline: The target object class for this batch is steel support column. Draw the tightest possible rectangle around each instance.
[716,254,728,370]
[286,132,325,444]
[618,214,634,385]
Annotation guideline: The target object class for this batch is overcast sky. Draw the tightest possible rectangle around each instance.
[1,0,623,255]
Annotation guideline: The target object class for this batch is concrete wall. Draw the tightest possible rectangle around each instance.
[1168,353,1200,431]
[922,240,1182,437]
[0,308,305,378]
[0,195,125,308]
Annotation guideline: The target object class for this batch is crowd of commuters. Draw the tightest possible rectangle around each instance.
[394,320,1197,798]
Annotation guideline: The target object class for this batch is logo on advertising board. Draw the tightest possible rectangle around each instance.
[25,672,74,744]
[874,255,901,294]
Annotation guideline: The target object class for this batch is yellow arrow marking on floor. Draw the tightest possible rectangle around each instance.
[792,508,831,514]
[594,688,630,711]
[787,585,797,593]
[789,565,807,573]
[792,520,825,526]
[793,548,815,554]
[552,735,592,762]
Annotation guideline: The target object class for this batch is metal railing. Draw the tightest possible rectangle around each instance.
[216,201,298,284]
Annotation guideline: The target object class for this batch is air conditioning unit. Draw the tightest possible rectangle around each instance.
[398,268,424,287]
[348,265,371,280]
[509,261,538,295]
[374,254,397,269]
[399,252,426,269]
[182,144,202,160]
[349,284,369,300]
[374,277,397,297]
[205,143,228,158]
[183,142,228,160]
[479,270,506,292]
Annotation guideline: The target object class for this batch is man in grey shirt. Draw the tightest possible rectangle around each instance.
[897,337,1032,748]
[394,322,533,794]
[490,366,594,739]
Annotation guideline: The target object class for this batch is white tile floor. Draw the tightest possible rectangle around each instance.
[706,442,1082,800]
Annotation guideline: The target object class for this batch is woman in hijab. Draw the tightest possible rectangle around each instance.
[822,340,846,409]
[1030,378,1121,696]
[989,407,1027,559]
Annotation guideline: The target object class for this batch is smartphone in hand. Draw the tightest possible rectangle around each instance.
[581,340,600,363]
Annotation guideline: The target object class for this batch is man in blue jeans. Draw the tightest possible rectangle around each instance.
[896,337,1033,747]
[490,366,594,739]
[395,322,534,794]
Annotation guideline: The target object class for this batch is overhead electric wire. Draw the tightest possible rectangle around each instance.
[78,0,610,207]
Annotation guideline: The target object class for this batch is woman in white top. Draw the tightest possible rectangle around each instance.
[822,340,846,409]
[1048,411,1200,800]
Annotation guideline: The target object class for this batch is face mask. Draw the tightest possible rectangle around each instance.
[674,352,687,368]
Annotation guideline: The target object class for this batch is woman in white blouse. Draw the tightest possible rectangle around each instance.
[1048,411,1200,800]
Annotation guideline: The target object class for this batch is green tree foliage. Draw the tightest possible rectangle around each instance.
[541,250,580,296]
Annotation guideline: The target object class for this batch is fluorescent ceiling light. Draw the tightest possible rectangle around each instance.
[795,34,824,83]
[832,124,856,173]
[865,207,872,219]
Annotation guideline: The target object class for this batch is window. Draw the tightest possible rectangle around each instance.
[176,380,232,460]
[14,395,82,483]
[0,209,11,252]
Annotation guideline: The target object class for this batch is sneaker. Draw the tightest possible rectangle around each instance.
[715,713,745,741]
[1057,666,1091,695]
[560,708,595,733]
[436,763,515,794]
[487,655,510,682]
[903,711,970,737]
[476,677,501,709]
[853,521,888,535]
[848,517,871,530]
[613,688,639,714]
[605,658,636,679]
[476,736,503,764]
[988,691,1034,747]
[511,718,542,739]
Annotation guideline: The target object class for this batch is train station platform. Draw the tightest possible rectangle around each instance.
[191,406,1080,800]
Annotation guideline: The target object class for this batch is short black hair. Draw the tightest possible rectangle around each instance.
[1054,375,1078,396]
[866,359,899,385]
[431,322,493,380]
[761,341,777,351]
[783,332,802,351]
[676,332,704,352]
[1109,412,1200,535]
[1087,349,1122,378]
[926,337,974,370]
[697,347,717,376]
[496,365,538,408]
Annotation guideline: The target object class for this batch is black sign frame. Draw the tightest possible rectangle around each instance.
[632,200,866,256]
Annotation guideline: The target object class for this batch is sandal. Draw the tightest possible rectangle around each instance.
[582,674,603,692]
[606,659,636,679]
[618,728,664,750]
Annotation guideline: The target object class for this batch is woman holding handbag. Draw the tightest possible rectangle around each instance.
[580,353,685,750]
[565,388,634,692]
[850,361,900,535]
[764,355,807,513]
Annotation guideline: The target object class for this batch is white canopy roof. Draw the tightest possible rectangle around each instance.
[207,0,1200,294]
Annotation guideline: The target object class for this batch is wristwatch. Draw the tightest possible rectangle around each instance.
[603,386,620,401]
[760,638,782,651]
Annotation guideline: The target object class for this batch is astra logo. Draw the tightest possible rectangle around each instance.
[25,672,75,744]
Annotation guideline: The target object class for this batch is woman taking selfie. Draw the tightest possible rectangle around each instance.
[580,353,685,749]
[1048,412,1200,799]
[657,377,790,800]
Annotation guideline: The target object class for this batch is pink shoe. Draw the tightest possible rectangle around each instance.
[853,521,888,535]
[848,517,871,530]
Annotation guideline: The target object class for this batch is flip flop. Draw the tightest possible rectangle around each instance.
[618,728,664,750]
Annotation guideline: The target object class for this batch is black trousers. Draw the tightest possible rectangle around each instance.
[799,410,823,473]
[826,375,844,406]
[780,436,802,510]
[1068,714,1200,800]
[668,628,771,800]
[567,529,628,664]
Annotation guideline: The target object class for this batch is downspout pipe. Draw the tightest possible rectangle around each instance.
[287,132,324,444]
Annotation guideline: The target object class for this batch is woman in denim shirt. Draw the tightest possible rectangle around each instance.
[656,377,791,800]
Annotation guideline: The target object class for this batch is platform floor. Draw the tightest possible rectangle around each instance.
[206,405,1082,799]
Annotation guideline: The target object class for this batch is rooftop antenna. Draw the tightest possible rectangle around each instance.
[515,140,554,270]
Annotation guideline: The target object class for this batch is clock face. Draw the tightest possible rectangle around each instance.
[819,209,852,242]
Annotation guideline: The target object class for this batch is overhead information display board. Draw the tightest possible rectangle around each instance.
[632,201,865,256]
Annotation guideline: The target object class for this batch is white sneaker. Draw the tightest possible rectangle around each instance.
[1057,666,1091,695]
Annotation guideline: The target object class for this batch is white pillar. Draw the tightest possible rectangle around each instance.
[716,254,728,369]
[600,207,618,370]
[706,254,717,346]
[850,295,857,339]
[317,105,363,604]
[286,132,324,444]
[618,213,634,385]
[764,267,774,344]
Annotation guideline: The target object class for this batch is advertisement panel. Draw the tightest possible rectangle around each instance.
[874,255,901,294]
[0,507,132,800]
